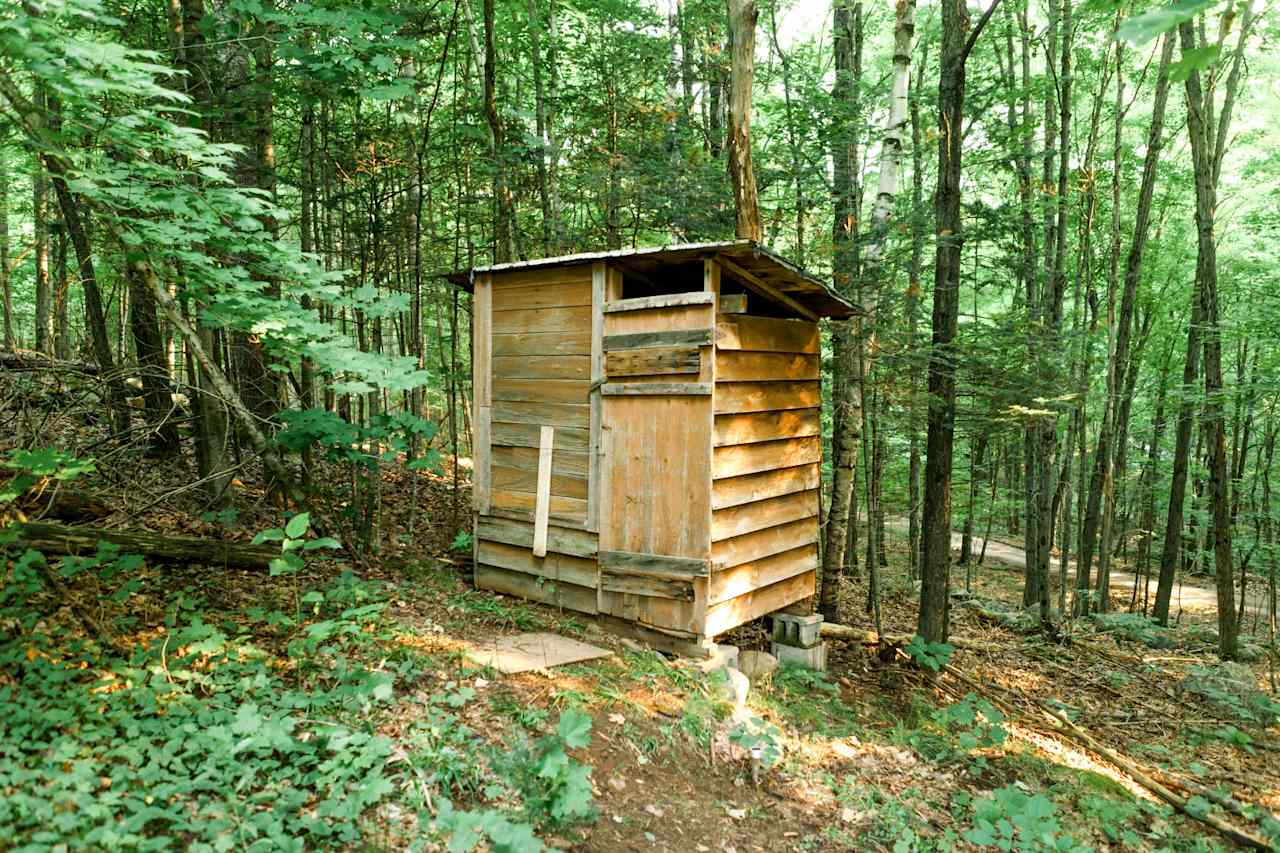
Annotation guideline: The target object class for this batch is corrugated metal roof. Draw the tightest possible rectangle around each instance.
[444,239,860,319]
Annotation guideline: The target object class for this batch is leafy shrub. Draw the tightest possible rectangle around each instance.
[905,635,954,672]
[490,709,597,830]
[964,785,1086,851]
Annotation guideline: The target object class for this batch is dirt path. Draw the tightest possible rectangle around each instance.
[889,519,1270,618]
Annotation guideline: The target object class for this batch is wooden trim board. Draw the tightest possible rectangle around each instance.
[602,328,713,351]
[603,292,715,313]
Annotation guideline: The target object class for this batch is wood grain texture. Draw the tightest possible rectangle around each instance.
[602,382,712,396]
[605,346,701,377]
[475,564,598,615]
[714,381,821,414]
[476,515,597,558]
[491,305,592,334]
[490,489,587,524]
[493,330,592,357]
[711,489,819,541]
[715,315,819,353]
[473,407,491,513]
[718,293,749,314]
[532,426,555,557]
[707,543,818,606]
[711,515,819,570]
[711,464,821,510]
[476,539,597,588]
[713,409,820,446]
[601,328,713,351]
[712,435,822,479]
[604,303,714,335]
[603,292,715,313]
[599,571,695,601]
[492,464,587,500]
[703,570,816,637]
[714,351,819,382]
[492,280,592,310]
[491,400,589,429]
[492,423,589,453]
[492,355,590,380]
[588,262,606,534]
[598,550,710,577]
[493,378,590,404]
[489,267,594,289]
[493,445,589,477]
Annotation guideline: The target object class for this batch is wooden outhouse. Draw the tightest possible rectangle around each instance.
[450,241,857,653]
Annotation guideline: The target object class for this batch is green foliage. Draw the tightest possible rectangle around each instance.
[905,635,954,672]
[1116,0,1219,45]
[450,530,474,552]
[0,447,96,503]
[728,717,784,769]
[490,708,597,830]
[963,785,1086,852]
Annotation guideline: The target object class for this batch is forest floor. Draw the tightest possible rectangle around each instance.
[2,378,1279,850]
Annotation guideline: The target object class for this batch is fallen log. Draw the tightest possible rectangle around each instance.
[6,521,278,571]
[16,485,112,522]
[0,350,102,374]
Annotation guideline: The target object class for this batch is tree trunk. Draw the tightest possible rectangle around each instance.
[34,119,53,356]
[0,166,11,350]
[726,0,761,242]
[126,260,181,456]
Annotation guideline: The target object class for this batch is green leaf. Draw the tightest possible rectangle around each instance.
[285,512,311,539]
[1116,0,1218,45]
[556,709,592,750]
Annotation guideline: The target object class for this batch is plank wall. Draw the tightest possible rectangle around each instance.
[705,313,821,636]
[474,266,599,617]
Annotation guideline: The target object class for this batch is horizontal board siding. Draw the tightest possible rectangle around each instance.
[491,400,589,429]
[602,328,713,351]
[714,381,821,414]
[493,378,589,404]
[602,292,714,313]
[712,436,822,479]
[714,351,819,382]
[490,268,593,289]
[493,445,589,477]
[492,423,590,453]
[490,489,588,523]
[703,570,816,637]
[492,305,592,334]
[602,382,711,396]
[599,571,695,601]
[492,280,592,311]
[493,331,592,357]
[712,464,821,510]
[713,409,821,446]
[598,550,710,578]
[605,347,701,377]
[603,303,714,335]
[476,515,597,558]
[715,316,819,353]
[492,465,589,500]
[492,355,591,381]
[475,564,598,615]
[712,490,818,542]
[707,544,818,606]
[711,516,819,570]
[475,540,598,588]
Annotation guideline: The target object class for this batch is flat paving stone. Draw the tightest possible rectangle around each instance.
[465,632,613,674]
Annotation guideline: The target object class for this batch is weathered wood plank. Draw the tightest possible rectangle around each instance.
[473,407,491,513]
[601,382,712,396]
[707,543,818,607]
[605,346,701,377]
[713,435,822,479]
[718,293,749,314]
[604,304,714,335]
[588,263,607,534]
[714,381,821,414]
[490,268,593,289]
[475,540,597,588]
[711,464,821,510]
[602,328,713,351]
[475,564,598,615]
[491,488,587,523]
[493,445,589,477]
[492,280,592,311]
[714,351,819,382]
[598,549,711,578]
[492,423,589,453]
[717,255,819,321]
[492,331,592,357]
[715,315,819,353]
[711,515,819,570]
[491,400,589,429]
[603,292,715,313]
[713,409,820,446]
[491,465,587,500]
[476,515,597,558]
[600,571,695,601]
[493,378,590,404]
[711,489,819,542]
[474,274,492,406]
[492,355,590,381]
[703,570,816,637]
[594,613,708,656]
[491,305,592,334]
[532,426,555,557]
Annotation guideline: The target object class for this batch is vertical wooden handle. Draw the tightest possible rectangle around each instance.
[532,425,555,557]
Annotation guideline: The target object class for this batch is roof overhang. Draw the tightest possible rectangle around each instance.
[445,240,861,320]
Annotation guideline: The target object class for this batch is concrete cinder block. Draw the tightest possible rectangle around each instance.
[772,640,827,671]
[772,612,824,648]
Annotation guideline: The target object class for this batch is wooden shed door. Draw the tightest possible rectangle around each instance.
[596,282,716,635]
